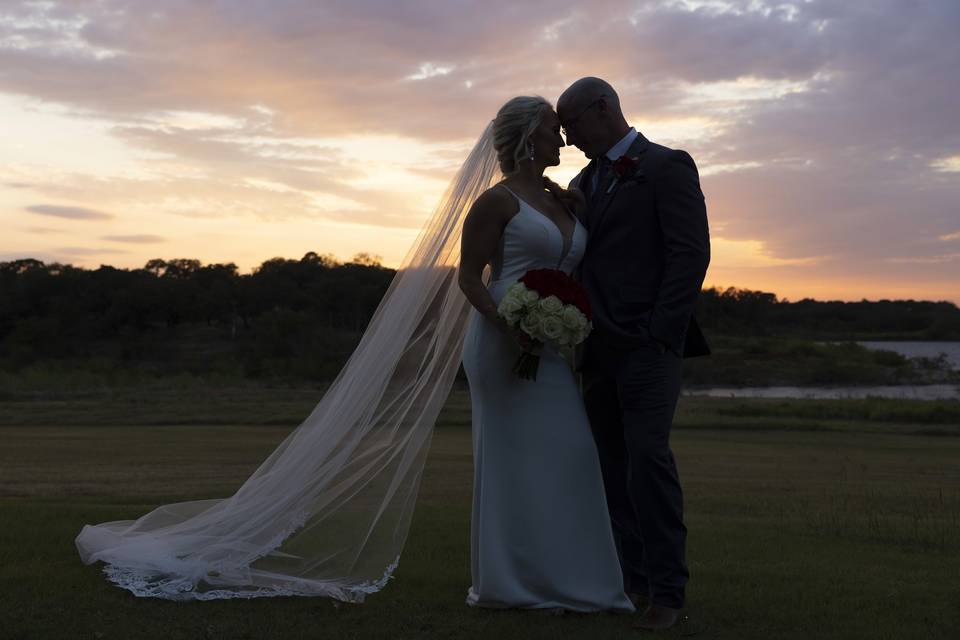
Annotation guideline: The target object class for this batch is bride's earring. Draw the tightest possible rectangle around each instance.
[526,141,535,161]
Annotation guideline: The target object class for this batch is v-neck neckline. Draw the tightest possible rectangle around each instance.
[500,184,580,245]
[499,185,578,266]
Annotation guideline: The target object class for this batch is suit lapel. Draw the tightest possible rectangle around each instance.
[588,133,650,236]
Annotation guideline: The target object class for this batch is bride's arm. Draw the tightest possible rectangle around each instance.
[459,188,533,349]
[458,188,511,330]
[458,188,531,349]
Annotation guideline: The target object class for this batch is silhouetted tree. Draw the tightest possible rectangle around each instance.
[1,259,957,383]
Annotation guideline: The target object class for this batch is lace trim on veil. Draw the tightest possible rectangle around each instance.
[102,556,400,602]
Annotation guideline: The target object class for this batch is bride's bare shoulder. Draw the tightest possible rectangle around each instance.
[467,184,518,223]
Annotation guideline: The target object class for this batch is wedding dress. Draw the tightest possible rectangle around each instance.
[461,186,633,612]
[75,121,629,610]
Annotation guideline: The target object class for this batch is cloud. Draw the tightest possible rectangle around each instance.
[886,254,960,265]
[55,246,128,255]
[0,0,957,300]
[26,204,113,220]
[24,227,62,235]
[931,156,960,173]
[101,234,166,244]
[24,227,63,235]
[406,63,455,81]
[662,0,960,276]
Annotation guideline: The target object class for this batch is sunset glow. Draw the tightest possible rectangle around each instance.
[1,1,958,303]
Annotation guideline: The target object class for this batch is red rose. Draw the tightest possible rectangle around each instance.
[612,155,639,179]
[518,268,592,320]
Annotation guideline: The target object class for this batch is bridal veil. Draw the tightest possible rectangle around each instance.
[76,123,501,601]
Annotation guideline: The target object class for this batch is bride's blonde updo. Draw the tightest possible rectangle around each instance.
[492,96,585,211]
[492,96,551,177]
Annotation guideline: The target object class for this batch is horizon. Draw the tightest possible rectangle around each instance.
[2,1,958,305]
[4,252,958,307]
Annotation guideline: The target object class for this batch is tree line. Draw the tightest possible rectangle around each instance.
[1,254,958,383]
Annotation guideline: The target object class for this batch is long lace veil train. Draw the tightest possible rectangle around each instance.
[76,122,501,601]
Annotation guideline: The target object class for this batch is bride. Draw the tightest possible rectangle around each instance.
[76,96,632,613]
[459,97,631,611]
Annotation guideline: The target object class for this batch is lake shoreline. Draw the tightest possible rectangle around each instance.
[683,383,959,400]
[687,335,959,401]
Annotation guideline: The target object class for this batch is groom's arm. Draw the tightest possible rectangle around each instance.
[648,150,710,353]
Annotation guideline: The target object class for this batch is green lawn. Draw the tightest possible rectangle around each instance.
[1,389,958,639]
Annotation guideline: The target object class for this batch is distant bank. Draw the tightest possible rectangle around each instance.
[685,340,960,400]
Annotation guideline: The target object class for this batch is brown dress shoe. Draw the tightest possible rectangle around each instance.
[633,604,683,631]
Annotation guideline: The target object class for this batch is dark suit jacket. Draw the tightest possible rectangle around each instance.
[570,132,711,359]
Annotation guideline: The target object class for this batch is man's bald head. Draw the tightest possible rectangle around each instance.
[557,77,621,117]
[557,77,630,159]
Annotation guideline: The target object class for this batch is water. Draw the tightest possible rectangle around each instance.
[856,341,960,369]
[684,384,959,400]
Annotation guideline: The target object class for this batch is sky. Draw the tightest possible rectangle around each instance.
[1,0,958,303]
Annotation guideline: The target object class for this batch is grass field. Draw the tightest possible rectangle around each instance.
[1,388,958,639]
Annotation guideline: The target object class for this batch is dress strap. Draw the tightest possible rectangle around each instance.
[497,183,519,200]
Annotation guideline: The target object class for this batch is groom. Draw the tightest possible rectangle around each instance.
[558,77,710,630]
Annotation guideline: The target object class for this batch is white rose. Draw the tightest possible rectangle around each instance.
[566,321,591,346]
[504,283,524,301]
[520,310,543,339]
[540,315,564,342]
[521,288,540,306]
[561,305,583,329]
[581,321,594,341]
[538,295,563,315]
[498,295,523,316]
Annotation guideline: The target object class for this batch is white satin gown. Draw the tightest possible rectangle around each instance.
[460,186,634,612]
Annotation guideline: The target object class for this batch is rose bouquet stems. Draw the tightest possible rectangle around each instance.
[496,268,593,381]
[511,345,542,380]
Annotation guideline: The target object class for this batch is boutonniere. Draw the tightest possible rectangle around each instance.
[607,155,645,193]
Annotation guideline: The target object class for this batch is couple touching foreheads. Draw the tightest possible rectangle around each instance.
[458,76,710,630]
[76,76,709,632]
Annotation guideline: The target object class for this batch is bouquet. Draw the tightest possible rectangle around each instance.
[496,268,593,380]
